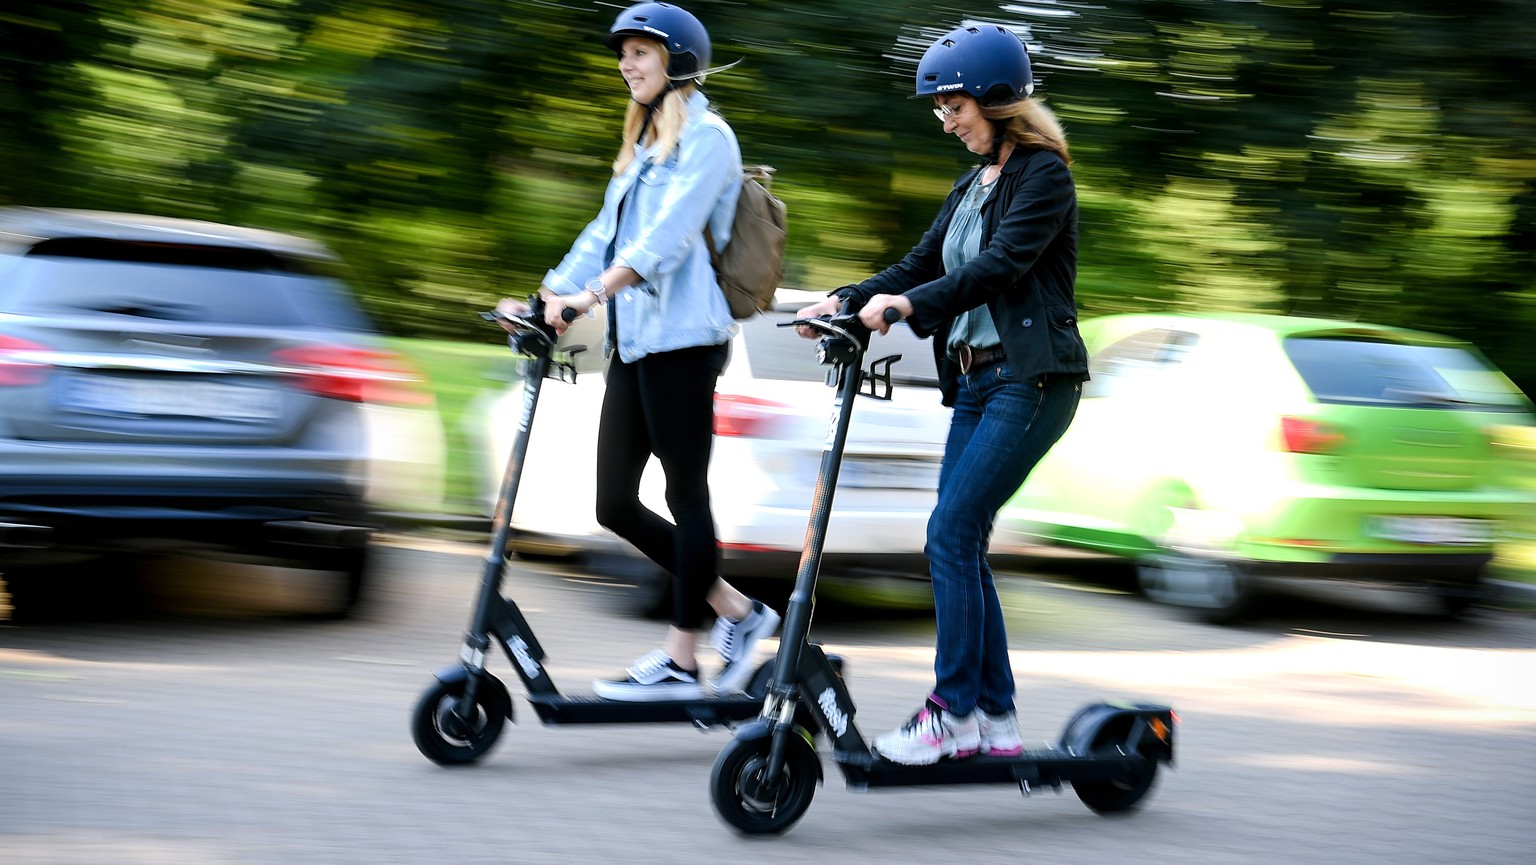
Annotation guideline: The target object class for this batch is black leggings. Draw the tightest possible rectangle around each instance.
[594,342,729,630]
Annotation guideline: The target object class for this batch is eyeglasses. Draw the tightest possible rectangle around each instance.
[932,103,961,122]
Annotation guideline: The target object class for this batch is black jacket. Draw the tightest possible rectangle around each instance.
[839,147,1088,407]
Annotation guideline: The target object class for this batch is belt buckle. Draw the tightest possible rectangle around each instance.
[958,344,975,375]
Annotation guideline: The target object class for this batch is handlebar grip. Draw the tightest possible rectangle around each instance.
[883,307,901,325]
[561,307,578,323]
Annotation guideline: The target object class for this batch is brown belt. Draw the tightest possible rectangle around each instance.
[956,344,1006,375]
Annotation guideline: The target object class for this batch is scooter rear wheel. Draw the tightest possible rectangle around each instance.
[411,674,509,765]
[1070,710,1160,814]
[710,730,818,835]
[1074,761,1158,814]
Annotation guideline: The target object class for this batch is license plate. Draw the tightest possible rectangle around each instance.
[840,458,939,490]
[63,377,282,421]
[1366,516,1495,546]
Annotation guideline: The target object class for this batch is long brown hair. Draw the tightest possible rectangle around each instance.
[983,97,1070,166]
[613,44,698,176]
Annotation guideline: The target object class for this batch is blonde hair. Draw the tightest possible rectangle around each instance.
[982,97,1070,166]
[613,44,698,176]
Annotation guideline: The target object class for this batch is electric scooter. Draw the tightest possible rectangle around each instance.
[410,299,787,766]
[708,306,1177,834]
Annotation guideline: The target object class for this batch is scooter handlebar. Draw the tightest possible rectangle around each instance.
[479,301,577,328]
[777,302,900,336]
[480,305,578,325]
[778,312,860,336]
[479,296,576,351]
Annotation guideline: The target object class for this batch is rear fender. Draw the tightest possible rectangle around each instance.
[1058,701,1175,765]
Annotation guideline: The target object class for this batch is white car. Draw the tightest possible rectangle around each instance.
[467,301,952,582]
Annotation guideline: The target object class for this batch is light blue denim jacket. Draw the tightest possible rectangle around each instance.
[544,90,742,362]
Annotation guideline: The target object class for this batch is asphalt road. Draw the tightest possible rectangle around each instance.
[2,538,1533,865]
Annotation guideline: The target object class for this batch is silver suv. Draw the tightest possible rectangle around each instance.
[0,208,440,618]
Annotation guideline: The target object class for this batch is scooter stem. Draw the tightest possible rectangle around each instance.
[768,307,887,695]
[772,347,864,691]
[459,301,562,714]
[763,312,873,790]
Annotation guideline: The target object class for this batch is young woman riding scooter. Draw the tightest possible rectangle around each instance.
[495,2,778,702]
[703,26,1171,835]
[793,22,1088,764]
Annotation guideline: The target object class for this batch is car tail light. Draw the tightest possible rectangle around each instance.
[272,345,432,406]
[720,542,791,553]
[714,393,791,438]
[0,335,50,386]
[1278,416,1346,454]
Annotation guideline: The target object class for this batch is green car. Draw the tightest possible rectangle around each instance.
[994,312,1536,622]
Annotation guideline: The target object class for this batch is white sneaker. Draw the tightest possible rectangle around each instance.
[708,601,781,694]
[592,650,703,702]
[976,708,1023,756]
[871,696,980,766]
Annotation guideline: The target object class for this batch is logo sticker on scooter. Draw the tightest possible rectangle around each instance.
[818,687,849,737]
[823,401,843,449]
[508,635,542,680]
[518,391,537,433]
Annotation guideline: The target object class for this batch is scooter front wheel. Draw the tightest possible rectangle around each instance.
[710,729,819,835]
[411,674,509,766]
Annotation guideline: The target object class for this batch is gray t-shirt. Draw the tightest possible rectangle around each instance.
[943,170,1003,356]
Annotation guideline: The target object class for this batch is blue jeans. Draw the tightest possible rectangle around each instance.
[926,362,1081,717]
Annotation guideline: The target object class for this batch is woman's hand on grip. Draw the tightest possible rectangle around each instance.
[859,294,911,335]
[793,297,844,339]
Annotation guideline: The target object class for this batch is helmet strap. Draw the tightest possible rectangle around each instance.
[633,81,677,143]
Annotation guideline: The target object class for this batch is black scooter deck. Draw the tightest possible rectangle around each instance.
[526,692,763,726]
[836,748,1151,790]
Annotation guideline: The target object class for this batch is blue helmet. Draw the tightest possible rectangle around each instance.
[915,24,1033,105]
[603,3,711,79]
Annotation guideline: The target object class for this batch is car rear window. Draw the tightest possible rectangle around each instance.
[1284,337,1529,411]
[1083,328,1200,398]
[0,238,372,330]
[739,313,941,386]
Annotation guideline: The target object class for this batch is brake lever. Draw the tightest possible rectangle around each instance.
[480,297,579,355]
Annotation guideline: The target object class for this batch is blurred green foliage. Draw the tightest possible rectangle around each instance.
[3,0,1534,391]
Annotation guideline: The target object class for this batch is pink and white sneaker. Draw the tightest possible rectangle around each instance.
[976,708,1024,756]
[871,695,980,766]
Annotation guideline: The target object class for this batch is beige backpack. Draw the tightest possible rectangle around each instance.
[705,165,787,319]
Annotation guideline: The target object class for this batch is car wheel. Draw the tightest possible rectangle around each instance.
[509,546,579,564]
[2,559,139,623]
[637,571,676,620]
[248,543,371,619]
[506,536,583,563]
[310,545,370,619]
[1429,571,1485,619]
[1,566,56,623]
[1137,553,1256,624]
